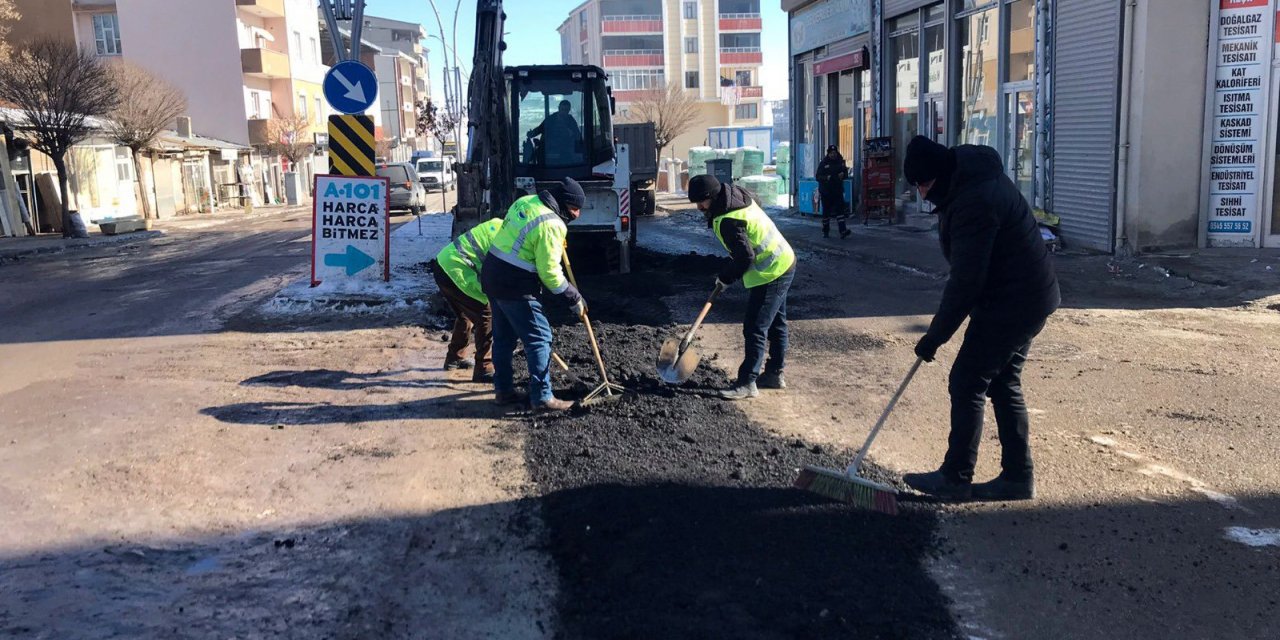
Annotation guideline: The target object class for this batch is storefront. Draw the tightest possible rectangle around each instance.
[786,0,873,196]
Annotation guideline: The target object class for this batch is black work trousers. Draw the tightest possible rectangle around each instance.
[737,266,794,385]
[941,315,1047,483]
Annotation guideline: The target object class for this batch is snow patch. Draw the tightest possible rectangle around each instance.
[262,214,451,316]
[1223,527,1280,548]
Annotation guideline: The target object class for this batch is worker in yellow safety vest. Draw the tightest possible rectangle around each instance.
[480,178,587,414]
[431,217,504,383]
[687,174,796,400]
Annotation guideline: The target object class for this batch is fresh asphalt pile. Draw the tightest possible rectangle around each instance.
[507,249,959,639]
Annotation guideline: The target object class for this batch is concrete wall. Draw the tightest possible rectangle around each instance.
[1123,0,1211,251]
[8,0,75,46]
[115,0,249,145]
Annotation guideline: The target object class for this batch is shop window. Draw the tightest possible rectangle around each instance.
[685,71,700,89]
[888,17,920,202]
[956,6,999,146]
[1007,0,1036,83]
[735,103,758,120]
[1007,91,1035,202]
[837,71,855,163]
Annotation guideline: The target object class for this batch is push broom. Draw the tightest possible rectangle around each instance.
[793,358,923,515]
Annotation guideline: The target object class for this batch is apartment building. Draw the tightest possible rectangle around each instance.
[11,0,329,209]
[360,15,432,159]
[557,0,765,161]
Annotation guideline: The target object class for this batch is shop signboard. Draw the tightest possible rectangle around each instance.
[1206,0,1273,246]
[790,0,871,54]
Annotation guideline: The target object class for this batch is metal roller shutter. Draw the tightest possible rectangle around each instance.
[1050,0,1123,252]
[884,0,937,19]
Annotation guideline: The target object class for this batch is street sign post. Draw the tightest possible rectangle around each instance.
[311,174,391,286]
[323,60,378,115]
[328,114,376,177]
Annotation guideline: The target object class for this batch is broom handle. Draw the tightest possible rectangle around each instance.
[848,358,923,475]
[559,252,613,387]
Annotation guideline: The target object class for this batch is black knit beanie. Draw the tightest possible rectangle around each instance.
[688,174,722,203]
[903,135,955,186]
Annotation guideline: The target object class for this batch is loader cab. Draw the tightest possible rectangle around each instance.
[506,65,615,182]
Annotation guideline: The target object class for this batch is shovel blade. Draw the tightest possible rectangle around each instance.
[657,344,700,384]
[657,336,682,370]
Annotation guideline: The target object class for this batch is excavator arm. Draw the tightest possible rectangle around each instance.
[451,0,512,237]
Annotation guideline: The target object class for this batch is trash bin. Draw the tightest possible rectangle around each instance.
[706,158,733,187]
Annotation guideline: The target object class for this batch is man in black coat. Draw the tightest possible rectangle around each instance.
[900,135,1060,501]
[815,145,852,239]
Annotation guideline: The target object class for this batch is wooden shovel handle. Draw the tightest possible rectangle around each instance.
[551,352,570,371]
[682,282,723,346]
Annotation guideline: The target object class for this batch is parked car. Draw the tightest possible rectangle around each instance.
[376,163,428,215]
[416,156,455,192]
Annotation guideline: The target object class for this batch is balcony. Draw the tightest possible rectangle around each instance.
[602,15,663,34]
[719,13,762,31]
[719,48,762,65]
[739,86,763,98]
[602,49,663,67]
[241,47,290,79]
[612,89,657,103]
[247,118,270,146]
[236,0,285,18]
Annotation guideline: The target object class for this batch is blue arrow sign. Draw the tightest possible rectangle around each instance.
[324,244,376,276]
[323,60,378,115]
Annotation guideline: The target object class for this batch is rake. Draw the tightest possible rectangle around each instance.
[560,252,625,407]
[793,358,923,515]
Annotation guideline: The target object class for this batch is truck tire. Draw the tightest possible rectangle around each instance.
[629,213,638,250]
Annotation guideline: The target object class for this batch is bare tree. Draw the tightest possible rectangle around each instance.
[106,62,187,220]
[417,97,459,212]
[624,82,701,164]
[262,114,316,168]
[0,0,20,59]
[0,39,120,237]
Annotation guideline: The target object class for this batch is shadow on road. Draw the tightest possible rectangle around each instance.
[241,368,454,391]
[201,390,502,426]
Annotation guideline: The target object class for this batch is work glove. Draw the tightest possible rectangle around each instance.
[914,334,941,363]
[571,299,588,319]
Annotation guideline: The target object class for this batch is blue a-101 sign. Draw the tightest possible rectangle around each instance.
[312,175,391,285]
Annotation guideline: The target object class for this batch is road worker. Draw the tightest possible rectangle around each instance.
[481,177,587,413]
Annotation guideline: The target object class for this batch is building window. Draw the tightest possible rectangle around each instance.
[957,7,999,146]
[298,93,308,119]
[579,11,586,27]
[115,147,134,182]
[683,1,698,19]
[292,31,302,56]
[735,103,758,120]
[735,70,752,86]
[685,71,699,89]
[93,13,122,56]
[310,37,319,64]
[684,37,698,54]
[316,98,324,122]
[251,93,263,119]
[612,69,665,91]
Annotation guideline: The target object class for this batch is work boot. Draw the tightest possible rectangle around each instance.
[903,470,972,501]
[444,357,474,371]
[717,382,759,401]
[494,390,528,406]
[972,474,1035,501]
[532,397,575,414]
[757,370,786,390]
[840,228,852,240]
[472,370,495,384]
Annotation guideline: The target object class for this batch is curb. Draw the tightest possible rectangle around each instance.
[0,230,166,263]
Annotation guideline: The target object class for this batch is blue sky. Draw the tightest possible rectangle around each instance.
[373,0,789,103]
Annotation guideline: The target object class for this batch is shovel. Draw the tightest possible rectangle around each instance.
[656,281,724,384]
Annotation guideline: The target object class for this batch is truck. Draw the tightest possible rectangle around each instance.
[452,0,634,272]
[614,122,658,224]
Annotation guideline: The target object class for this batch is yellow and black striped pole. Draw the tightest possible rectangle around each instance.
[327,114,375,177]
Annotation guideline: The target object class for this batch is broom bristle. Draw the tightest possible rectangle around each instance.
[793,465,898,515]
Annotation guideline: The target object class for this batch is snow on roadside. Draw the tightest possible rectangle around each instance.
[261,213,451,316]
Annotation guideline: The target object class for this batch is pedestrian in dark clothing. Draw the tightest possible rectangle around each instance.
[687,174,796,400]
[899,135,1060,502]
[815,145,852,239]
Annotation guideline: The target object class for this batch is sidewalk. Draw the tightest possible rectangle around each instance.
[653,191,1280,308]
[0,204,309,263]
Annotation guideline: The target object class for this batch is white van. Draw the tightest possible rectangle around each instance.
[416,156,455,192]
